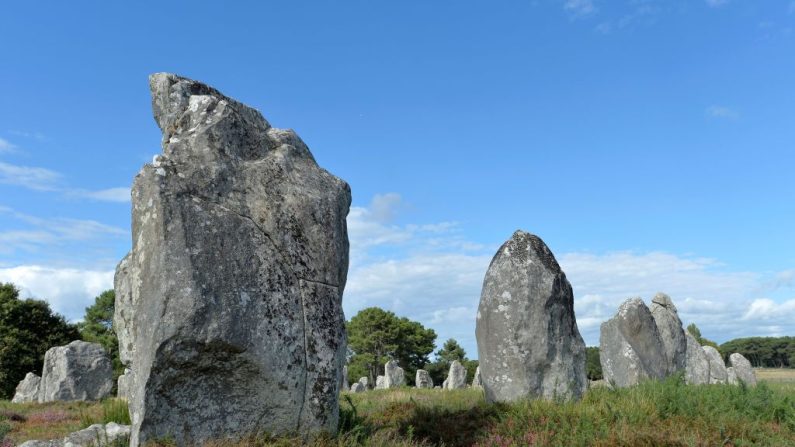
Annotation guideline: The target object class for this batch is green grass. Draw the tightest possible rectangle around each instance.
[3,375,795,446]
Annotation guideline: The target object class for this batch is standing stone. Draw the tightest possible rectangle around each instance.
[12,372,41,403]
[349,383,365,393]
[442,378,448,389]
[684,333,710,385]
[375,376,386,390]
[384,360,405,388]
[728,353,757,386]
[726,367,738,385]
[472,366,482,388]
[649,293,686,374]
[358,377,368,389]
[600,298,668,388]
[118,73,351,447]
[341,366,349,392]
[444,360,467,390]
[38,341,113,403]
[702,346,728,384]
[415,369,433,389]
[476,231,587,402]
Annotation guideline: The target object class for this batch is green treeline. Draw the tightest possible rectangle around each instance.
[719,337,795,368]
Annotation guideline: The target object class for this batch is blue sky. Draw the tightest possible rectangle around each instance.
[1,1,794,358]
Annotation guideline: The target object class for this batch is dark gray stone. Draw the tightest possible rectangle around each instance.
[38,341,113,402]
[649,293,686,374]
[118,73,351,446]
[476,230,587,402]
[599,298,668,388]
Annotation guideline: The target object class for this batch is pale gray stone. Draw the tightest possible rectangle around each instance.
[684,333,710,385]
[19,423,130,447]
[341,366,349,392]
[415,369,433,389]
[375,376,386,390]
[476,230,587,402]
[12,372,41,403]
[38,341,113,403]
[442,378,448,389]
[118,73,351,446]
[649,293,686,375]
[349,383,365,393]
[727,367,738,385]
[728,353,757,386]
[384,360,405,388]
[117,369,132,401]
[702,346,727,384]
[472,366,482,388]
[444,360,467,390]
[600,298,668,388]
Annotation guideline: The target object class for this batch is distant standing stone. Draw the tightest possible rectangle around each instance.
[702,346,728,384]
[384,360,405,388]
[649,293,687,374]
[415,369,433,388]
[726,367,738,385]
[476,230,587,402]
[375,376,386,390]
[38,341,113,402]
[600,298,668,388]
[728,353,757,386]
[358,377,368,389]
[341,365,349,392]
[12,372,41,403]
[444,360,467,390]
[472,366,482,388]
[349,383,365,393]
[684,333,710,385]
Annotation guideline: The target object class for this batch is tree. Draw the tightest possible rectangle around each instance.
[720,336,795,368]
[0,283,80,399]
[687,323,720,353]
[78,290,123,378]
[585,347,603,380]
[426,338,478,385]
[346,307,436,386]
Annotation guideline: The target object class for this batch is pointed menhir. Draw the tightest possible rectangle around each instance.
[115,73,351,446]
[475,230,587,402]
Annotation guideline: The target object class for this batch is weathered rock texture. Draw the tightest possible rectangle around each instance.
[444,360,467,390]
[12,372,41,403]
[649,293,686,374]
[728,353,757,386]
[476,230,587,402]
[341,366,349,392]
[38,341,113,403]
[415,369,433,389]
[727,367,738,385]
[599,298,668,388]
[384,360,405,388]
[349,383,364,393]
[702,346,727,384]
[116,73,351,446]
[19,423,130,447]
[684,333,710,385]
[117,369,132,400]
[375,376,386,390]
[472,366,482,388]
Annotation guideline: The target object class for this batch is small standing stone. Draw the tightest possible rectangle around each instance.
[12,372,41,403]
[384,360,405,388]
[444,360,467,390]
[341,365,349,392]
[728,353,757,386]
[349,383,365,393]
[39,341,113,402]
[375,376,386,390]
[702,346,727,384]
[472,366,482,388]
[415,369,433,389]
[358,377,368,389]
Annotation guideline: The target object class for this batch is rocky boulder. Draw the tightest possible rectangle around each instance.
[384,360,405,388]
[728,353,757,386]
[38,341,113,403]
[444,360,467,390]
[349,383,365,393]
[117,73,351,446]
[12,372,41,403]
[415,369,433,388]
[684,333,710,385]
[19,423,130,447]
[358,377,368,389]
[476,230,587,402]
[600,298,668,388]
[649,293,686,374]
[702,346,727,384]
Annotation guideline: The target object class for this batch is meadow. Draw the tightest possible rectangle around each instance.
[1,370,794,447]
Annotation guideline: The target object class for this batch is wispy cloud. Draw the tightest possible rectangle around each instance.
[0,138,17,153]
[0,161,61,191]
[73,187,131,203]
[8,130,48,141]
[706,105,739,120]
[564,0,597,18]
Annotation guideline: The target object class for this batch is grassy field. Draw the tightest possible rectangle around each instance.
[2,371,794,446]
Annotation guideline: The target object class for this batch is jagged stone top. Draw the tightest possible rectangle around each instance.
[651,292,677,312]
[492,229,562,273]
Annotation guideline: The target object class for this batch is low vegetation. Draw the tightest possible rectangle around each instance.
[3,371,794,446]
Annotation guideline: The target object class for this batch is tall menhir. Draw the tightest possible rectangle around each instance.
[114,73,351,446]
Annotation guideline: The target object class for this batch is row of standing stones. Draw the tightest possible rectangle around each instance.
[340,360,482,393]
[14,74,756,446]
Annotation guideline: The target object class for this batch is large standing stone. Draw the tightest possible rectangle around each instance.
[415,369,433,389]
[599,298,668,388]
[684,333,710,385]
[472,366,482,388]
[38,341,113,403]
[118,73,351,446]
[444,360,467,390]
[476,230,587,402]
[12,372,41,403]
[702,346,727,384]
[384,360,405,388]
[728,353,757,386]
[649,293,686,374]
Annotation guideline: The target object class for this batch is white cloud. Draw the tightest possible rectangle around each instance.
[706,105,739,119]
[706,0,728,7]
[0,161,61,191]
[564,0,596,18]
[0,265,114,321]
[75,187,131,203]
[0,138,16,153]
[743,298,795,321]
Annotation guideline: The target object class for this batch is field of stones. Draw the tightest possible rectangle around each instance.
[2,74,794,447]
